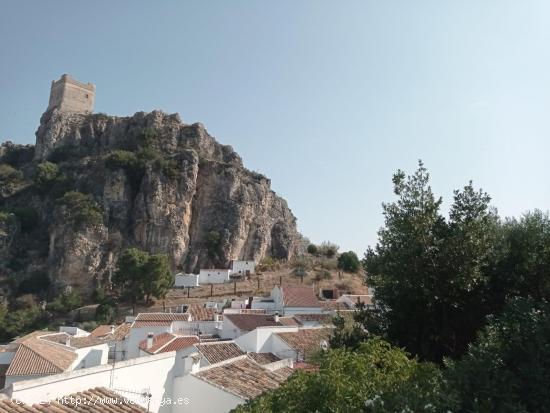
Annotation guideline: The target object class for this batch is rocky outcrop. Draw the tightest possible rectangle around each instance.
[1,109,299,295]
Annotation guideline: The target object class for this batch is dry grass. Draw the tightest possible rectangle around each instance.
[147,257,368,311]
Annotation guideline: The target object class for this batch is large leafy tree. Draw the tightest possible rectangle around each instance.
[233,338,451,413]
[112,248,173,307]
[364,162,498,361]
[446,298,550,413]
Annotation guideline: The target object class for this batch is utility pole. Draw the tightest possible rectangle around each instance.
[187,286,190,298]
[210,284,213,297]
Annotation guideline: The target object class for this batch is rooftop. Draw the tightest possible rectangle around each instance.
[195,357,293,399]
[195,342,245,364]
[139,333,199,354]
[275,328,332,359]
[0,387,147,412]
[132,312,190,328]
[224,313,281,331]
[281,286,321,308]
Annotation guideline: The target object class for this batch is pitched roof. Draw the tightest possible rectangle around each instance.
[281,286,321,308]
[275,328,332,359]
[0,387,147,412]
[247,352,281,365]
[162,336,200,352]
[195,357,293,399]
[90,324,113,338]
[132,312,189,327]
[224,314,281,331]
[186,304,216,321]
[278,317,300,327]
[139,333,199,354]
[40,332,105,349]
[293,313,334,325]
[138,332,175,354]
[195,342,245,364]
[5,341,77,377]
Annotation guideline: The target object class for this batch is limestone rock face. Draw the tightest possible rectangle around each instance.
[1,109,299,295]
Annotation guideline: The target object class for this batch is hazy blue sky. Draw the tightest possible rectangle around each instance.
[2,1,550,254]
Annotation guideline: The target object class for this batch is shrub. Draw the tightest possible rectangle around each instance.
[104,150,138,170]
[95,301,117,324]
[337,251,361,273]
[34,161,62,191]
[314,270,332,281]
[307,244,318,255]
[139,127,158,147]
[58,191,103,229]
[318,241,339,258]
[0,163,23,192]
[47,290,82,313]
[48,144,81,163]
[206,230,222,259]
[155,158,179,179]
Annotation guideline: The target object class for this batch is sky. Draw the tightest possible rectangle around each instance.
[2,1,550,254]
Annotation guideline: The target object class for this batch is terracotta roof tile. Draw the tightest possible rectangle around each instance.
[247,352,281,365]
[196,342,245,364]
[0,387,147,412]
[139,333,199,354]
[162,336,199,352]
[5,342,77,376]
[281,286,321,308]
[90,325,113,338]
[275,328,332,360]
[138,332,175,354]
[195,357,292,399]
[224,314,280,331]
[132,312,189,328]
[186,304,216,321]
[278,317,300,326]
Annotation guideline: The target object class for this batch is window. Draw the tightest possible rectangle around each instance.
[85,93,89,98]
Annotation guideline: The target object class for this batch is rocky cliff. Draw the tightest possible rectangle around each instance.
[0,109,299,295]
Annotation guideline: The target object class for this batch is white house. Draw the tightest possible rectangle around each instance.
[2,351,177,413]
[270,285,323,315]
[174,273,200,288]
[1,330,109,389]
[221,313,282,339]
[171,355,292,413]
[229,260,256,276]
[199,269,231,284]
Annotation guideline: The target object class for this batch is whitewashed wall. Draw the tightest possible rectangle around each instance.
[171,374,242,413]
[174,274,199,288]
[6,352,177,413]
[127,326,172,359]
[230,260,256,276]
[198,270,230,284]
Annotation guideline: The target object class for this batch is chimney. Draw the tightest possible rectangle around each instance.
[65,335,71,347]
[274,311,280,323]
[110,325,115,334]
[146,333,154,349]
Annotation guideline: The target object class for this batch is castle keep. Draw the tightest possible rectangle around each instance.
[47,74,95,113]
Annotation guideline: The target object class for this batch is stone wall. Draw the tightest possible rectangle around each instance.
[47,74,95,114]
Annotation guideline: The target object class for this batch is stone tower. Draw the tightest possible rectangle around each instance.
[47,74,95,114]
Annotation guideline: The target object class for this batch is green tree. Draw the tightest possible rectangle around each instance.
[446,298,550,413]
[233,338,451,413]
[112,248,173,307]
[307,244,318,255]
[142,254,174,303]
[0,163,23,194]
[337,251,360,273]
[34,161,62,191]
[364,162,497,361]
[58,191,103,229]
